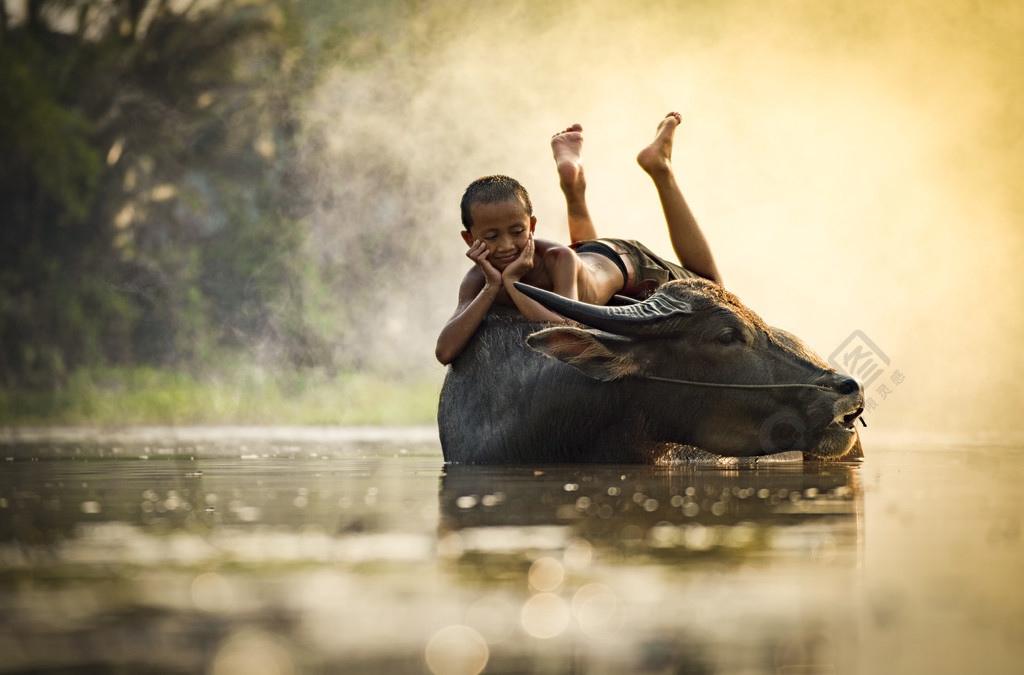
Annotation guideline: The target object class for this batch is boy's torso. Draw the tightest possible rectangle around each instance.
[488,238,625,308]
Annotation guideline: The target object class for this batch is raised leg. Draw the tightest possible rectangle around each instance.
[552,124,598,244]
[636,113,723,285]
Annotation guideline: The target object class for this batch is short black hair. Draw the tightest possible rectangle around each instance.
[460,175,533,230]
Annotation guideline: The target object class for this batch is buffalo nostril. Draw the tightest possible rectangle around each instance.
[843,407,864,426]
[837,377,860,396]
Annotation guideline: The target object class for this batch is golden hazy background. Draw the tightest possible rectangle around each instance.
[314,0,1023,435]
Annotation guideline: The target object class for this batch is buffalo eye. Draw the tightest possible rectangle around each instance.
[715,329,742,346]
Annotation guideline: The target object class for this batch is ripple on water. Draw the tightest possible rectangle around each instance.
[0,432,1022,673]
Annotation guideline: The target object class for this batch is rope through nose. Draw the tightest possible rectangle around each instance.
[642,375,834,392]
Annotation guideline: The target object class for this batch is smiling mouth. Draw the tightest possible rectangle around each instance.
[494,253,518,264]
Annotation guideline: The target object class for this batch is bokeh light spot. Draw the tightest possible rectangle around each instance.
[528,557,565,592]
[424,625,488,675]
[563,538,593,569]
[572,584,623,639]
[521,593,571,639]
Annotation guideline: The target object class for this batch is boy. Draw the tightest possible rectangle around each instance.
[435,113,721,365]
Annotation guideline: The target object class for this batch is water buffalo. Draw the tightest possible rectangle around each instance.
[438,278,864,464]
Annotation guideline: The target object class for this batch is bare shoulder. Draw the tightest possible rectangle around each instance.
[536,239,578,269]
[534,238,571,256]
[460,264,485,285]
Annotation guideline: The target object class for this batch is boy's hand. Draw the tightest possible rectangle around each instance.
[466,239,502,289]
[502,233,535,282]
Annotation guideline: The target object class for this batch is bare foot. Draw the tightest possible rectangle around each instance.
[551,123,586,197]
[636,112,682,176]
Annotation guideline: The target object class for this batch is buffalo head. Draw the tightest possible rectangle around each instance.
[516,278,864,460]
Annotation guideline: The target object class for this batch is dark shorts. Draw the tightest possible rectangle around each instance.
[571,237,696,299]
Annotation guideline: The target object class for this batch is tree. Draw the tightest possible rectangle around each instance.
[0,0,339,388]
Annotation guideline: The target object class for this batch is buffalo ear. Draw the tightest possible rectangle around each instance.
[526,326,640,382]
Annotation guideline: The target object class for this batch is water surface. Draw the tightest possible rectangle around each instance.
[0,428,1020,674]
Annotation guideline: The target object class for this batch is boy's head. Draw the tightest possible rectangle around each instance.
[460,175,533,231]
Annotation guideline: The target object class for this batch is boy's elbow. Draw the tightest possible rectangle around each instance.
[435,342,457,366]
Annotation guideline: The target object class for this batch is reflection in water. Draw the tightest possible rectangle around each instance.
[2,433,1022,673]
[440,463,861,555]
[437,463,863,673]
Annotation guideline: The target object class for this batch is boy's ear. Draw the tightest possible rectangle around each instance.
[529,216,537,234]
[526,326,641,381]
[461,230,474,247]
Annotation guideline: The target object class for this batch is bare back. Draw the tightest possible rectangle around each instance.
[574,249,627,305]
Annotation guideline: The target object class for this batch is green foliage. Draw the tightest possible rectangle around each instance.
[0,1,446,425]
[0,43,101,225]
[0,1,353,400]
[0,364,442,426]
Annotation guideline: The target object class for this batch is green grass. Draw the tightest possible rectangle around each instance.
[0,365,444,426]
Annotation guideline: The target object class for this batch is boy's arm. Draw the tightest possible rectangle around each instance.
[435,268,500,365]
[502,239,579,324]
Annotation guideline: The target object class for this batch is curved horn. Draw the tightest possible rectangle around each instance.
[514,282,691,335]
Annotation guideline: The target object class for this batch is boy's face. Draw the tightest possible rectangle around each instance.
[461,198,537,271]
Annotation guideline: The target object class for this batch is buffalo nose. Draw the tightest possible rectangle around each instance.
[843,406,865,426]
[836,377,861,397]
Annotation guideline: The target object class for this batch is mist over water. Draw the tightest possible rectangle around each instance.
[308,0,1023,434]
